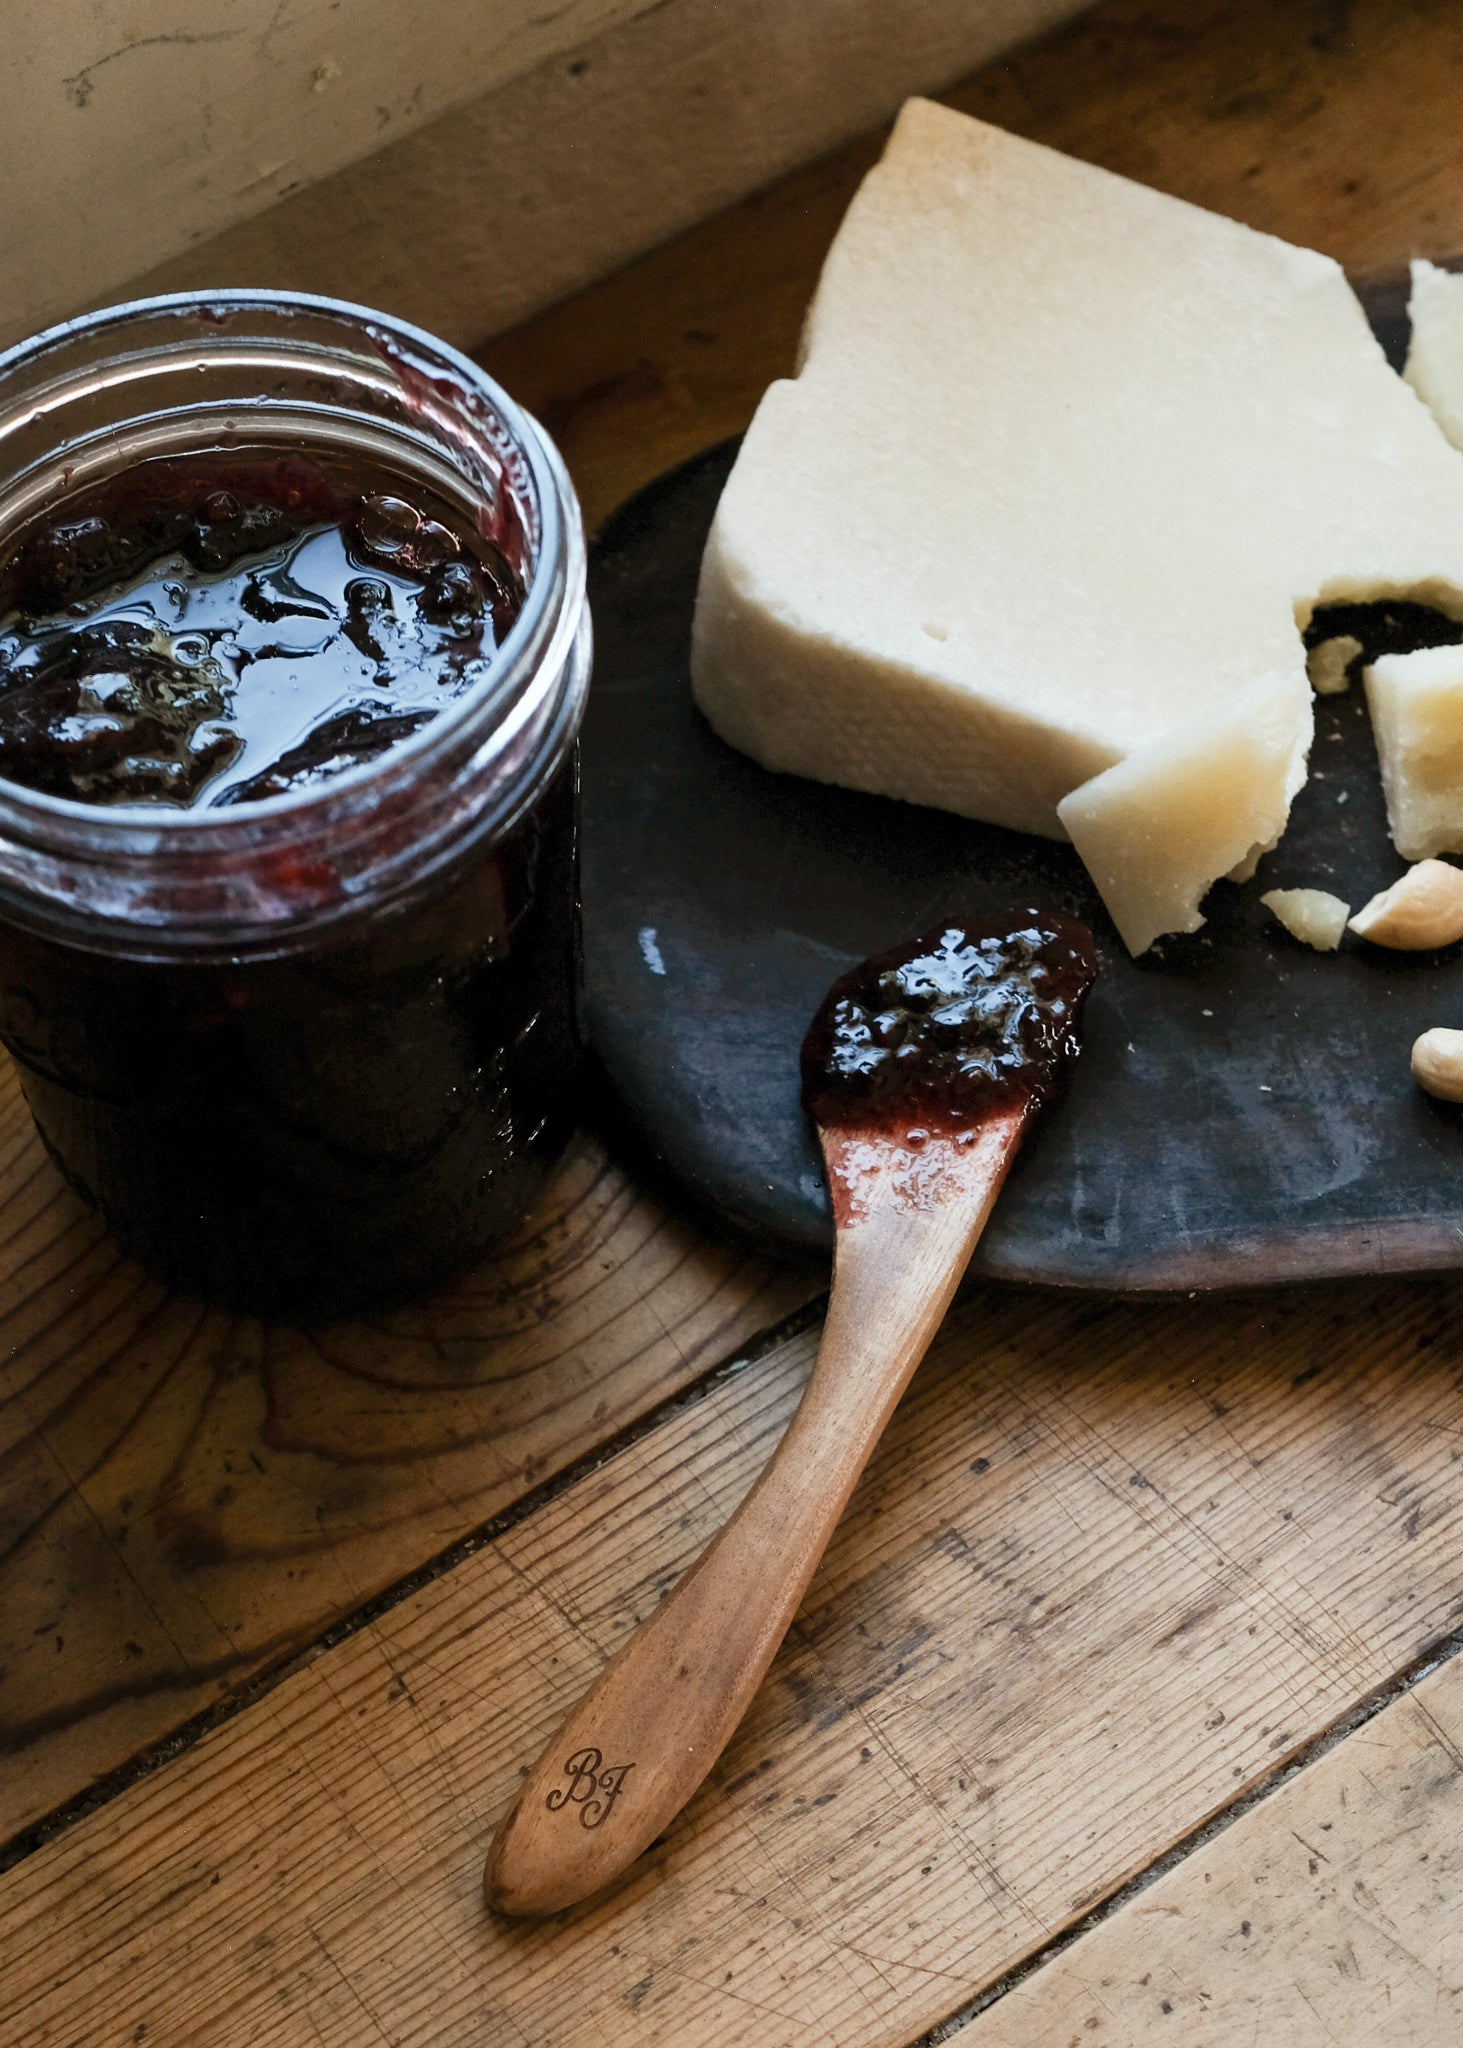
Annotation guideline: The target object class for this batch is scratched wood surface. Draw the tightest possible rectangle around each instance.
[8,0,1463,2041]
[7,1273,1463,2046]
[957,1653,1463,2045]
[0,1048,805,1845]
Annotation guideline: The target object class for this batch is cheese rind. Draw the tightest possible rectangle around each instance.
[1364,643,1463,860]
[692,100,1463,951]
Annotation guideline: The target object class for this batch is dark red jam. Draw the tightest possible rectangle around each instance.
[0,447,581,1318]
[0,446,525,808]
[801,911,1098,1137]
[0,761,580,1315]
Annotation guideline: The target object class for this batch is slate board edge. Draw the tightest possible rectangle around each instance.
[580,272,1463,1294]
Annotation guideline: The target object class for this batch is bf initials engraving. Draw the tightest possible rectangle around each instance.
[545,1746,636,1830]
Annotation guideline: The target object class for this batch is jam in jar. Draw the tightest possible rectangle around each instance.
[0,292,591,1316]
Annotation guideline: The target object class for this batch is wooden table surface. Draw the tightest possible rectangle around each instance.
[7,2,1463,2042]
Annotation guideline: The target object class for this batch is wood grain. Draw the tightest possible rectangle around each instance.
[0,1050,806,1847]
[8,2,1463,2038]
[955,1655,1463,2044]
[6,1272,1463,2045]
[481,0,1463,532]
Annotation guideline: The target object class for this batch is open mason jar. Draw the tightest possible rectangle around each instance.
[0,292,590,1316]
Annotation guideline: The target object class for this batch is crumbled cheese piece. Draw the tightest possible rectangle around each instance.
[692,101,1463,954]
[1364,643,1463,859]
[1306,635,1362,695]
[1405,258,1463,452]
[1260,887,1350,951]
[1058,686,1305,956]
[1349,858,1463,949]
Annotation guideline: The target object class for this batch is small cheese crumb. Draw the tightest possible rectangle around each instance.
[1349,858,1463,949]
[1364,643,1463,859]
[1306,635,1362,695]
[1260,887,1350,951]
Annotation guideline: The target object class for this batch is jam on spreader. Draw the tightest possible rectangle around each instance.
[0,434,584,1317]
[801,910,1098,1138]
[0,445,525,808]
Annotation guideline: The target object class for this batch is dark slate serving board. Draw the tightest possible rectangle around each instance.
[579,290,1463,1290]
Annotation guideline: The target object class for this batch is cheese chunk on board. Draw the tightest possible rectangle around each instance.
[1260,886,1351,952]
[1405,258,1463,453]
[1365,643,1463,860]
[1306,635,1361,695]
[1057,685,1306,957]
[691,99,1463,954]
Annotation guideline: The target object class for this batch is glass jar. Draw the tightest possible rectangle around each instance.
[0,291,590,1316]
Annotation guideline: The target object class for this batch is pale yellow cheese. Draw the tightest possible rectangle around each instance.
[1260,887,1351,951]
[692,100,1463,954]
[1405,259,1463,453]
[1306,635,1361,695]
[1058,686,1304,956]
[1364,644,1463,860]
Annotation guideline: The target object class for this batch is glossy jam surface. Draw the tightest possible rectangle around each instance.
[801,910,1098,1136]
[0,446,525,808]
[0,443,579,1317]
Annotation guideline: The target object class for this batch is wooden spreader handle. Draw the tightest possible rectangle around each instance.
[485,1108,1025,1918]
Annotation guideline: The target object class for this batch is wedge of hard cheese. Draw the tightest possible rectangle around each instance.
[691,99,1463,954]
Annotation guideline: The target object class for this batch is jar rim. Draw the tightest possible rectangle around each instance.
[0,287,577,834]
[0,289,590,957]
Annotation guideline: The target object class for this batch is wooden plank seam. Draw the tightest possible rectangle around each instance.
[0,1292,825,1878]
[915,1626,1463,2045]
[8,1262,1463,2044]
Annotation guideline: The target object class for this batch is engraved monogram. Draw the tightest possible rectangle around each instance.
[544,1747,636,1829]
